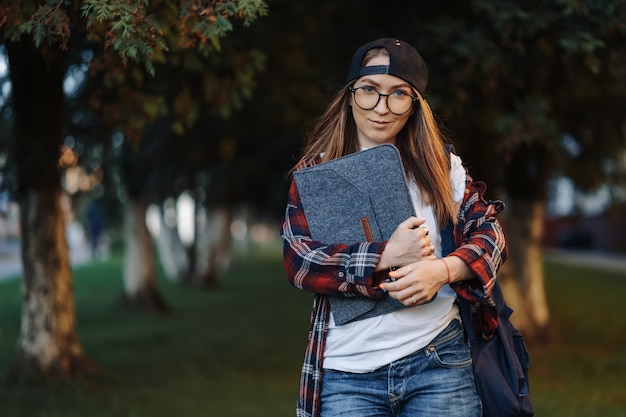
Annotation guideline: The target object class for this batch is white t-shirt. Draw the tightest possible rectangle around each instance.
[323,153,467,373]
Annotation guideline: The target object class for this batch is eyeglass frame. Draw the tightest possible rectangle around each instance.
[349,86,418,115]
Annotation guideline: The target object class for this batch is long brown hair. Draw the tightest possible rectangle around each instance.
[296,49,457,227]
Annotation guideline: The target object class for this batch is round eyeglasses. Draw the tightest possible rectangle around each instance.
[349,86,418,115]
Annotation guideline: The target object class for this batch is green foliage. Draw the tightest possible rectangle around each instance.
[16,0,71,49]
[75,0,269,146]
[201,47,267,119]
[178,0,269,56]
[495,96,559,154]
[0,0,268,75]
[82,0,168,75]
[238,0,269,25]
[412,0,626,197]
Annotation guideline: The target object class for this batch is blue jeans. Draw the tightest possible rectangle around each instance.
[320,319,481,417]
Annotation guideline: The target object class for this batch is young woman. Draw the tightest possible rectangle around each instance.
[281,38,507,417]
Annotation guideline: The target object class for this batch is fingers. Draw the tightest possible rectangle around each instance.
[422,244,435,257]
[404,217,429,239]
[404,219,433,254]
[382,280,431,306]
[401,216,426,230]
[385,218,434,267]
[385,263,413,282]
[381,260,440,305]
[404,292,435,306]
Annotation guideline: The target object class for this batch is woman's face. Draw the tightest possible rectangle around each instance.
[350,55,414,149]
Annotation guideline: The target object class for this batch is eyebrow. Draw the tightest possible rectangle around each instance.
[356,78,412,90]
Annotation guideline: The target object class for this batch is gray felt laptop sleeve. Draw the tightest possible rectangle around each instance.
[293,144,418,325]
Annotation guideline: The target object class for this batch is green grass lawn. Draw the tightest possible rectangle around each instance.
[0,245,625,417]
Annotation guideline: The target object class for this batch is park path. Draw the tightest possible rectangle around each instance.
[542,248,626,276]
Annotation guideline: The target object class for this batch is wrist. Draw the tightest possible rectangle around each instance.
[439,258,451,285]
[440,255,473,283]
[375,248,391,272]
[376,242,397,271]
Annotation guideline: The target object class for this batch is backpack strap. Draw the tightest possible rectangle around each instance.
[440,144,479,342]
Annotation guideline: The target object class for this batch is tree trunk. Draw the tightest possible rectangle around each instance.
[122,197,170,313]
[14,190,99,379]
[496,139,554,344]
[194,205,233,288]
[6,40,97,380]
[154,205,191,282]
[499,198,554,344]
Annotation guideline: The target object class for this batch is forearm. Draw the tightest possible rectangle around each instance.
[282,237,386,294]
[441,255,473,284]
[450,219,507,283]
[281,198,387,297]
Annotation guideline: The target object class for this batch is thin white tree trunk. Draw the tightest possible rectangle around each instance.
[154,209,190,282]
[123,198,169,312]
[194,205,233,287]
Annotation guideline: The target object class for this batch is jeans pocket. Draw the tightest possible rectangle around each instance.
[428,328,473,369]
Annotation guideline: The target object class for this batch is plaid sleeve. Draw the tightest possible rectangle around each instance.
[449,178,508,337]
[281,177,388,299]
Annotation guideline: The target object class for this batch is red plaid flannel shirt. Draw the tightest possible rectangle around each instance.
[281,159,507,417]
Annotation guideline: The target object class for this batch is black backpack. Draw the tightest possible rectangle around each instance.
[441,201,534,417]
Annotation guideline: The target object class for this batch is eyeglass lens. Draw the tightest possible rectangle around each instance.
[352,87,415,115]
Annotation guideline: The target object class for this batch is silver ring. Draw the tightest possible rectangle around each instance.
[422,227,429,237]
[410,295,416,304]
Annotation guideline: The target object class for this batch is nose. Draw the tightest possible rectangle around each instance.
[374,94,390,114]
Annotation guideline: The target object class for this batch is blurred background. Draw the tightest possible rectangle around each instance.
[0,1,625,416]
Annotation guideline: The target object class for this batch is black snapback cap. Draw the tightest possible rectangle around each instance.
[345,38,428,95]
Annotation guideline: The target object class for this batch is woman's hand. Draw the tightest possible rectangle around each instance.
[380,259,448,306]
[376,217,436,271]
